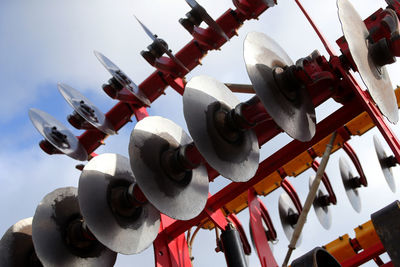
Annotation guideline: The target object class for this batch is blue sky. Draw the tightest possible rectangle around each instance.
[1,0,400,266]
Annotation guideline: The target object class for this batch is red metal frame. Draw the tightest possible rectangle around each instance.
[341,242,387,267]
[248,188,278,267]
[36,0,400,265]
[154,215,192,267]
[281,179,303,214]
[311,160,337,204]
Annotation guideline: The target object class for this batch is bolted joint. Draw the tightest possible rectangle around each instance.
[273,65,303,102]
[349,177,362,189]
[48,126,70,149]
[287,212,299,226]
[109,184,144,219]
[160,146,193,183]
[383,155,398,168]
[213,104,243,144]
[146,39,169,59]
[369,38,396,67]
[316,195,331,207]
[65,218,95,250]
[78,101,98,123]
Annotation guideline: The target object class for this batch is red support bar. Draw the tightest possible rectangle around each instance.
[248,188,278,267]
[154,215,192,267]
[342,141,368,186]
[311,160,337,204]
[341,242,386,267]
[281,179,303,214]
[334,62,400,163]
[205,194,229,231]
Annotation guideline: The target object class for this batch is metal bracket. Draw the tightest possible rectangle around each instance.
[248,187,278,267]
[154,215,192,267]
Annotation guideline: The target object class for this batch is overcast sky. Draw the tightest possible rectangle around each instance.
[1,0,400,266]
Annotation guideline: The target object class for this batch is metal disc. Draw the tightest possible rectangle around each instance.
[94,51,150,106]
[28,108,88,161]
[373,135,396,192]
[32,187,117,267]
[243,31,316,142]
[183,75,259,182]
[134,16,157,41]
[339,157,362,213]
[278,192,302,245]
[58,83,116,135]
[129,116,209,220]
[0,218,43,267]
[309,176,332,230]
[79,153,161,254]
[185,0,229,41]
[337,0,398,124]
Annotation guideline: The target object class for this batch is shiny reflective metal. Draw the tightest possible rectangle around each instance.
[0,218,42,267]
[94,51,150,106]
[337,0,398,124]
[129,116,209,220]
[373,135,396,192]
[243,31,316,142]
[58,83,116,135]
[278,192,302,245]
[32,187,117,267]
[183,75,259,182]
[184,0,229,41]
[79,153,160,254]
[339,157,361,213]
[134,16,189,72]
[28,108,88,161]
[309,176,332,230]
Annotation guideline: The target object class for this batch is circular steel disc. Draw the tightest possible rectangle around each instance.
[183,75,259,182]
[309,176,332,230]
[32,187,117,267]
[129,116,209,220]
[28,108,88,161]
[0,217,42,267]
[243,31,316,142]
[278,192,302,245]
[58,83,116,135]
[94,51,151,106]
[79,153,160,254]
[339,157,361,213]
[373,135,396,192]
[337,0,398,124]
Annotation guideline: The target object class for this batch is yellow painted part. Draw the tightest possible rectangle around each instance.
[396,86,400,104]
[312,133,345,157]
[354,220,381,249]
[282,150,313,177]
[224,190,249,215]
[346,112,374,136]
[324,234,356,263]
[253,171,282,196]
